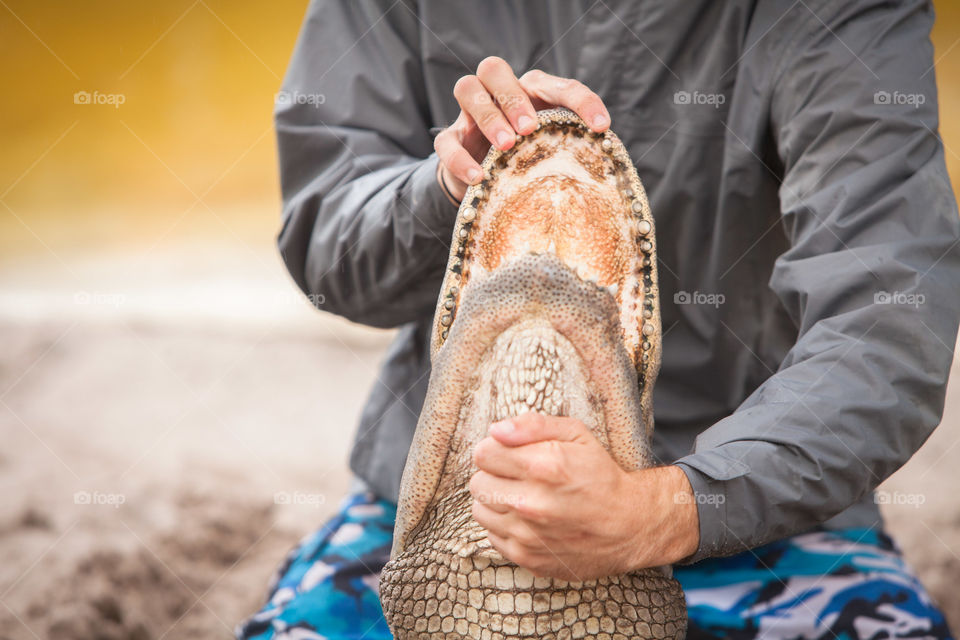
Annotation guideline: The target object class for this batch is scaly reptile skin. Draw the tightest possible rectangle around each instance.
[380,108,686,640]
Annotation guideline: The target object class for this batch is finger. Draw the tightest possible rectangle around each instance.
[476,507,541,552]
[457,112,493,161]
[472,498,515,538]
[486,531,527,566]
[474,435,571,485]
[489,412,589,447]
[473,436,527,479]
[485,527,552,575]
[434,117,484,185]
[476,56,537,135]
[468,469,525,513]
[518,70,610,132]
[454,74,516,151]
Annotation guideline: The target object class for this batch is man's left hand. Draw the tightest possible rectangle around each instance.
[469,412,700,580]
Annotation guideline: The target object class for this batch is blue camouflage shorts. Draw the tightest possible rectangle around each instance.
[236,491,953,640]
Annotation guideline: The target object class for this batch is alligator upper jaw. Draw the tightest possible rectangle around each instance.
[392,253,649,557]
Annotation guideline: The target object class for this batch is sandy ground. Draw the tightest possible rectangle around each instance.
[0,242,957,639]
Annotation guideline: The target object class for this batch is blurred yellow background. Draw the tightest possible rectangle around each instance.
[2,1,958,256]
[0,0,308,255]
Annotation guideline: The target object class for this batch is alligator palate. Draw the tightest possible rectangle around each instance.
[380,108,686,639]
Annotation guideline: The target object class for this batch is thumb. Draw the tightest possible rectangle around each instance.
[488,412,588,447]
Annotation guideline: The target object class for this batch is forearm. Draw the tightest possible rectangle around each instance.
[278,149,457,327]
[672,268,959,563]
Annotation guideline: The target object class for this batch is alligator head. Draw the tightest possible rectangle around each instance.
[380,108,686,640]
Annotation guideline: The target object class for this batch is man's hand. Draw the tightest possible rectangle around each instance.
[469,412,700,581]
[435,56,611,201]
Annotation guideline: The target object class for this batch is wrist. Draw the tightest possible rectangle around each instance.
[436,162,466,205]
[622,465,701,569]
[662,464,701,562]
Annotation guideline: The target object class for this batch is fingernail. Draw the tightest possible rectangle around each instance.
[593,113,609,129]
[496,130,512,149]
[490,420,515,435]
[467,168,482,183]
[517,115,534,133]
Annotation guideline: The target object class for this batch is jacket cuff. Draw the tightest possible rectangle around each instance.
[671,452,744,565]
[411,153,461,236]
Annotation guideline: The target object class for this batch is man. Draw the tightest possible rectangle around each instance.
[238,1,959,638]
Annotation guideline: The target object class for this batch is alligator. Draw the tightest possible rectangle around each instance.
[379,108,686,640]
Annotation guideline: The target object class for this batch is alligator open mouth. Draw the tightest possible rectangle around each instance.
[380,109,685,640]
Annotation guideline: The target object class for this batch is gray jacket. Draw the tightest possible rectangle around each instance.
[275,0,960,563]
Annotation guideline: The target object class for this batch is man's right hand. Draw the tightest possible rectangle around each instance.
[435,57,612,201]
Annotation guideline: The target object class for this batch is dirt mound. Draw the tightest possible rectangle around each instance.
[5,490,286,640]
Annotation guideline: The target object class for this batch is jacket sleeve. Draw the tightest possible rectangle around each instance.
[673,0,960,563]
[275,0,459,328]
